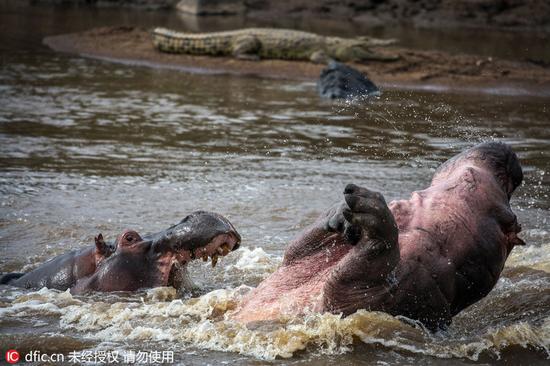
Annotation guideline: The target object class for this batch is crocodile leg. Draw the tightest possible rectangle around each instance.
[232,35,261,61]
[309,50,331,64]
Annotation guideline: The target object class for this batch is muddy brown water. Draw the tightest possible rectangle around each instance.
[0,2,549,365]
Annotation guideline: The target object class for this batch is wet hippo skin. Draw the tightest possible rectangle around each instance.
[1,211,240,294]
[233,142,525,330]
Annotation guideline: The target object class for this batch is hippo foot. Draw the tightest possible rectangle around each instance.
[326,183,398,248]
[321,184,400,315]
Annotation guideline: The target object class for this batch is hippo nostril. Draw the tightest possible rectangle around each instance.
[344,183,358,195]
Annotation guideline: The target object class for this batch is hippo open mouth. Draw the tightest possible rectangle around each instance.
[191,230,241,266]
[158,224,241,289]
[164,231,240,290]
[114,210,242,292]
[72,211,241,294]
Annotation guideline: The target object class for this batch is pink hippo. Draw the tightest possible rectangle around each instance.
[234,142,525,330]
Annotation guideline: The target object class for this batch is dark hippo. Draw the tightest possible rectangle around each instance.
[233,142,524,330]
[1,211,240,294]
[318,61,380,99]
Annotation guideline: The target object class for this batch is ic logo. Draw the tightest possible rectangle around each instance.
[5,350,19,364]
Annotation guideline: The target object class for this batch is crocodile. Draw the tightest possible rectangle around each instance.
[152,27,398,63]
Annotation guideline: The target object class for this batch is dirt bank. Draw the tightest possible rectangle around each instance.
[44,26,550,96]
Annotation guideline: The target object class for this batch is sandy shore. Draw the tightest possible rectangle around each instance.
[44,26,550,96]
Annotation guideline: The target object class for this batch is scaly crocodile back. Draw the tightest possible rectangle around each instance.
[152,27,397,62]
[152,27,327,59]
[153,28,234,55]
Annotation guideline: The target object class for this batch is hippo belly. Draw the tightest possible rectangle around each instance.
[234,239,350,322]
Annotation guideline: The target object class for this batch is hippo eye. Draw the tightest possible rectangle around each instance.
[125,234,134,242]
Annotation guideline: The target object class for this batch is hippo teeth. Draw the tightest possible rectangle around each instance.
[211,254,218,268]
[221,244,230,256]
[193,240,234,268]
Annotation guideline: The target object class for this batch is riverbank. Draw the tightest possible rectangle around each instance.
[44,26,550,96]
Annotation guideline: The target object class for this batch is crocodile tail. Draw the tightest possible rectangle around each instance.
[152,27,176,38]
[152,27,183,53]
[0,272,24,285]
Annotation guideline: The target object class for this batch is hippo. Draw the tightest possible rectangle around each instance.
[233,142,525,330]
[318,61,380,99]
[1,211,240,294]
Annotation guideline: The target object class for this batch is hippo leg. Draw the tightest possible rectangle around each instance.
[282,201,349,266]
[283,184,397,265]
[322,184,400,315]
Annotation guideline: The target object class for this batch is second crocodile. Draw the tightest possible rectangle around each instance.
[152,27,397,63]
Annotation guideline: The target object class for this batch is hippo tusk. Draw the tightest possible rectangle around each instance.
[221,244,230,255]
[211,254,219,268]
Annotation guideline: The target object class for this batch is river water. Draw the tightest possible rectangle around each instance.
[0,2,549,365]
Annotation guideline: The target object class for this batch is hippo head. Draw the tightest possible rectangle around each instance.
[431,141,526,254]
[72,211,240,294]
[433,141,523,199]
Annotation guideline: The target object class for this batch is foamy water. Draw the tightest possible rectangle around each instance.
[1,245,549,362]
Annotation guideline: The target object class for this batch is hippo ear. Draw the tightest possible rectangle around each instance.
[95,233,111,256]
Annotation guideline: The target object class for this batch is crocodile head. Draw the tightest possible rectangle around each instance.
[326,37,398,62]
